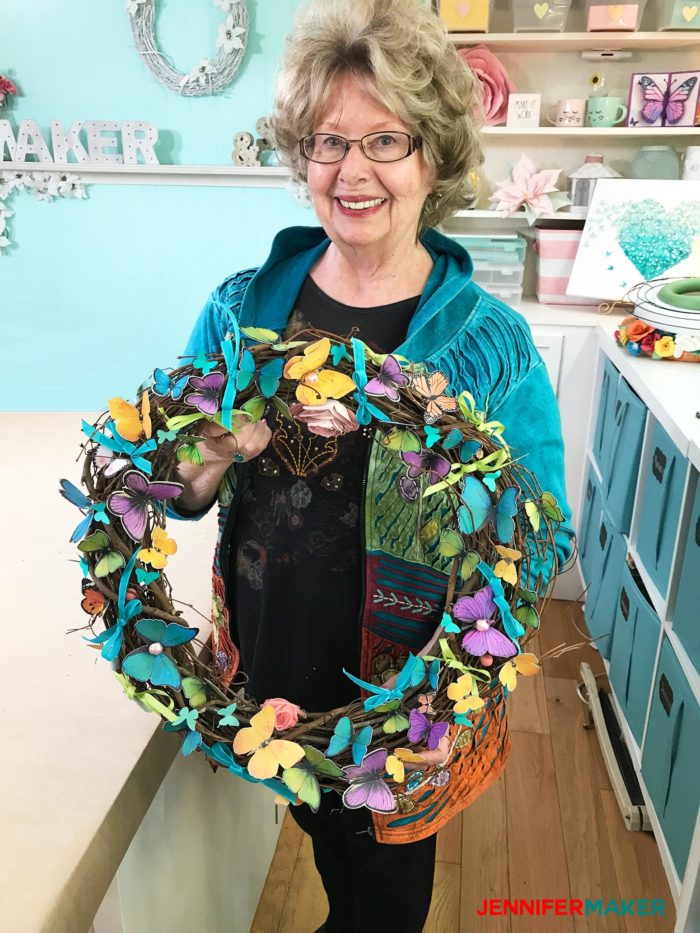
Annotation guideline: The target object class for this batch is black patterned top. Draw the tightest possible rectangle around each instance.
[227,275,419,711]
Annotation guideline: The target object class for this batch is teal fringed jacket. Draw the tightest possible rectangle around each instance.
[183,225,575,844]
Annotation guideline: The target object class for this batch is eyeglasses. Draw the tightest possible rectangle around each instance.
[298,131,422,164]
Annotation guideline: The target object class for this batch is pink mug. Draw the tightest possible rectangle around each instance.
[546,99,586,128]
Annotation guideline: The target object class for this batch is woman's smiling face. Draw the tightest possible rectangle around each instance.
[306,75,433,256]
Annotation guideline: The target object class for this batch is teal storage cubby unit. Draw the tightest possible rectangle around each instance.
[636,420,688,597]
[609,561,661,745]
[584,511,626,659]
[641,638,700,878]
[672,475,700,673]
[579,461,603,585]
[592,356,619,478]
[604,377,646,534]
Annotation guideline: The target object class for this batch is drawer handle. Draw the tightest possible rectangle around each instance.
[619,586,630,620]
[652,446,666,483]
[654,455,676,565]
[663,700,685,817]
[695,515,700,548]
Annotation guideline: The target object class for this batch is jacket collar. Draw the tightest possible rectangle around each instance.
[239,225,481,361]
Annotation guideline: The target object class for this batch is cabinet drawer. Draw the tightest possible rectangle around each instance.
[641,637,700,879]
[584,512,626,660]
[609,562,661,745]
[635,419,688,598]
[672,474,700,673]
[592,356,619,479]
[605,377,646,534]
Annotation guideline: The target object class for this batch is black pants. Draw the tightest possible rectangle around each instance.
[288,793,437,932]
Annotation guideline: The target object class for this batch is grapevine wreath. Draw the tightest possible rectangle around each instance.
[61,322,565,815]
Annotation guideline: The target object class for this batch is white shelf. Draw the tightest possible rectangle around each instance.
[483,126,700,137]
[0,162,291,188]
[448,30,700,51]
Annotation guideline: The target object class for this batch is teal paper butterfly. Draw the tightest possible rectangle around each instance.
[483,470,501,492]
[330,343,351,366]
[326,716,373,766]
[135,567,160,585]
[424,425,441,449]
[192,351,218,376]
[163,707,202,755]
[236,350,284,398]
[217,703,240,727]
[458,476,518,544]
[122,619,199,689]
[442,428,464,450]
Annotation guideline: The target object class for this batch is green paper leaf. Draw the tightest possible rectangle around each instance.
[439,530,465,559]
[176,443,205,467]
[382,711,409,734]
[241,396,266,422]
[181,676,210,709]
[460,550,481,580]
[516,586,538,605]
[241,326,280,344]
[78,530,110,552]
[514,605,540,630]
[271,396,293,421]
[165,412,205,433]
[383,428,421,453]
[95,550,125,577]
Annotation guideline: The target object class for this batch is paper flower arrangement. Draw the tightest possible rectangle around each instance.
[489,154,572,224]
[61,326,564,815]
[0,76,17,107]
[458,45,515,126]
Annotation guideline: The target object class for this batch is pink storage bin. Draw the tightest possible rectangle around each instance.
[534,226,597,305]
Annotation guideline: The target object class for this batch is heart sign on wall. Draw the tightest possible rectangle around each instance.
[566,179,700,301]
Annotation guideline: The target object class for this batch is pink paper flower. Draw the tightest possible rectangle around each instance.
[0,76,18,107]
[289,400,359,438]
[489,154,569,223]
[458,45,515,126]
[261,697,305,731]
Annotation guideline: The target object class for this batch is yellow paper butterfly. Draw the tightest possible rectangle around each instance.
[108,391,152,443]
[447,673,486,715]
[411,371,460,424]
[499,653,541,692]
[232,705,304,780]
[494,545,522,586]
[138,527,178,569]
[385,754,405,783]
[283,337,356,406]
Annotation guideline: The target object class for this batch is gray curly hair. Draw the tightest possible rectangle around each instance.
[272,0,484,231]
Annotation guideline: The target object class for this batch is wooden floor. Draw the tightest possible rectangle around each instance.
[251,600,676,933]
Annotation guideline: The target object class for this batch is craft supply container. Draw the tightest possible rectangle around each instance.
[586,0,647,31]
[658,0,700,28]
[512,0,571,31]
[438,0,494,32]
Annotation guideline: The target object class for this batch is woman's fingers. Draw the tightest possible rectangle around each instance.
[402,734,451,771]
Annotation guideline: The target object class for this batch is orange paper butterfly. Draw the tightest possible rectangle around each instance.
[411,371,459,424]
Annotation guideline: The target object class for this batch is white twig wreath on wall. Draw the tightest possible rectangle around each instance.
[127,0,249,97]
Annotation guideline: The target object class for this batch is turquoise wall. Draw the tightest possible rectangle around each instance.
[1,0,312,409]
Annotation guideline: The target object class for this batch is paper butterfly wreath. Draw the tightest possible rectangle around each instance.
[61,321,563,815]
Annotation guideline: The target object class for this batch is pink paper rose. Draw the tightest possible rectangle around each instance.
[289,400,359,438]
[458,45,515,126]
[0,76,18,106]
[261,697,305,731]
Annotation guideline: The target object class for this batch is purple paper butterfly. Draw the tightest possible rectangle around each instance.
[454,586,517,659]
[400,448,451,487]
[342,749,397,814]
[397,475,420,503]
[107,470,183,541]
[364,355,409,402]
[407,709,449,751]
[184,371,225,416]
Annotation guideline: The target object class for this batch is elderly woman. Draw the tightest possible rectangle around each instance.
[177,0,574,929]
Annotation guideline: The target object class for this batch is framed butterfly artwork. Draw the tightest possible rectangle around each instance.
[626,71,700,128]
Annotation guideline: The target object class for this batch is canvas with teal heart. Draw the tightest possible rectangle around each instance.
[566,179,700,301]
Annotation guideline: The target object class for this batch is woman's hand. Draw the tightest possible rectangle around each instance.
[176,416,272,512]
